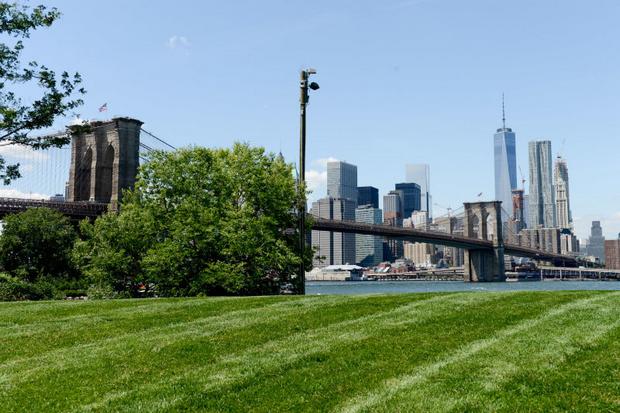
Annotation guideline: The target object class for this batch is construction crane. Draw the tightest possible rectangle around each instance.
[518,166,526,190]
[433,202,452,219]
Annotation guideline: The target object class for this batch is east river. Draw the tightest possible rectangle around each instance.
[306,280,620,295]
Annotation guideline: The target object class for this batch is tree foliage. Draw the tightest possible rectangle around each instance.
[0,208,77,282]
[0,2,85,183]
[75,143,311,296]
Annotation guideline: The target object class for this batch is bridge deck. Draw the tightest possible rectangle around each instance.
[0,198,108,219]
[311,217,577,264]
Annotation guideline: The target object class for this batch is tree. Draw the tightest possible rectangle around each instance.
[0,2,85,183]
[0,208,77,282]
[75,143,312,296]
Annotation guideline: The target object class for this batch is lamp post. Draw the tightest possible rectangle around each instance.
[298,68,319,294]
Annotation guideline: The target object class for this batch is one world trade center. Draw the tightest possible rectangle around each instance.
[493,96,517,221]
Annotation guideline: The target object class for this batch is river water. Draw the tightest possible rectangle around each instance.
[306,280,620,295]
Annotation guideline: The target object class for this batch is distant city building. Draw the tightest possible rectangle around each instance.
[50,194,65,202]
[405,164,432,218]
[560,230,580,256]
[411,210,430,231]
[587,221,605,263]
[522,194,529,229]
[517,227,561,254]
[355,205,383,267]
[605,235,620,269]
[554,156,572,230]
[528,140,556,228]
[394,182,421,219]
[357,186,378,208]
[503,189,525,243]
[383,191,403,226]
[493,104,517,220]
[310,197,356,267]
[327,161,357,203]
[383,190,403,260]
[404,242,434,268]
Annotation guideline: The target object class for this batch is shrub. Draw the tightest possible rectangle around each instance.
[0,274,54,301]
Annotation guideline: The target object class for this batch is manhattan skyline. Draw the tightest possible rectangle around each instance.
[1,0,618,240]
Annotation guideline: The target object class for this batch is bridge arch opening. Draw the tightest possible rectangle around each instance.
[96,144,115,203]
[76,147,92,201]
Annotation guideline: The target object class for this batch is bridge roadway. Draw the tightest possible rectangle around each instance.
[311,217,578,266]
[0,198,108,220]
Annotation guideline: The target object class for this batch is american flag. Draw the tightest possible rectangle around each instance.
[98,103,108,112]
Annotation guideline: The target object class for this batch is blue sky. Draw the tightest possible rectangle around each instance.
[4,0,620,239]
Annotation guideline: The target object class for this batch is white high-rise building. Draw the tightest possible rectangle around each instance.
[327,161,357,203]
[310,197,356,267]
[554,156,572,230]
[355,205,383,267]
[528,140,556,228]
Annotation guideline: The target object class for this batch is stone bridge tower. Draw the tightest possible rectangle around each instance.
[66,117,142,208]
[463,201,506,282]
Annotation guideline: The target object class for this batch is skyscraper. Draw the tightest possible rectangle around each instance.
[383,190,403,260]
[310,197,356,267]
[355,205,383,267]
[327,161,357,202]
[394,182,421,219]
[357,186,378,208]
[587,221,605,263]
[528,140,556,228]
[493,99,517,219]
[605,235,620,269]
[405,164,431,218]
[554,156,572,230]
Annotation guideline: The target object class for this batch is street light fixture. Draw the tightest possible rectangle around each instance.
[298,68,319,295]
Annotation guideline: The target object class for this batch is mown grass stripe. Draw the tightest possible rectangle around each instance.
[337,291,620,413]
[0,294,357,386]
[82,292,507,412]
[0,298,259,338]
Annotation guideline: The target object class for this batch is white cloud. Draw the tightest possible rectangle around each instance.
[165,35,190,50]
[0,143,49,161]
[306,169,327,193]
[0,188,49,200]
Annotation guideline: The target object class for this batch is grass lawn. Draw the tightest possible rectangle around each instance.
[1,291,619,412]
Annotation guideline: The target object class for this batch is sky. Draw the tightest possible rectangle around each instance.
[2,0,620,240]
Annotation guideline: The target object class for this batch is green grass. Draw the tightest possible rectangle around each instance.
[1,291,619,412]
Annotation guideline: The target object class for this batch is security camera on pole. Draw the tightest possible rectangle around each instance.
[298,68,319,294]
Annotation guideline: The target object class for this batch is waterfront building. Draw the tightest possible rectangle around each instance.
[494,102,517,220]
[310,197,356,267]
[357,186,378,208]
[405,164,432,218]
[327,161,357,203]
[604,235,620,269]
[404,242,434,268]
[528,140,556,228]
[355,205,383,267]
[394,182,421,219]
[554,156,572,230]
[587,221,605,263]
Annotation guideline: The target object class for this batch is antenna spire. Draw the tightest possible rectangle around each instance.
[502,93,506,129]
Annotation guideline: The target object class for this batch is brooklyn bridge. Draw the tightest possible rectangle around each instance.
[0,116,588,281]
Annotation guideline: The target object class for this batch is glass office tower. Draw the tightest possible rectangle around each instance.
[494,126,517,220]
[405,164,431,218]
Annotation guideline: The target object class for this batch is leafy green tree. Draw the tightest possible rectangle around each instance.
[76,143,311,296]
[0,2,85,183]
[0,208,77,282]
